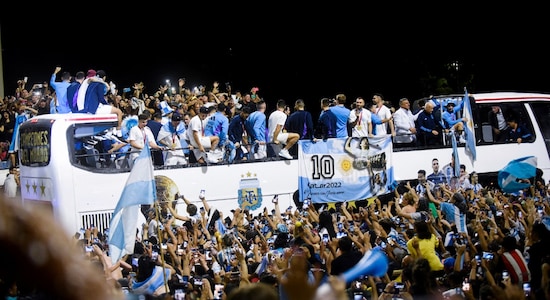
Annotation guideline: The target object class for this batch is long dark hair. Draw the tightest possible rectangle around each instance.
[319,211,336,238]
[414,220,432,240]
[208,209,221,234]
[136,255,156,282]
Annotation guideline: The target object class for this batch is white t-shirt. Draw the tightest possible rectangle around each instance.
[187,115,210,148]
[348,108,371,137]
[187,115,204,139]
[373,104,392,135]
[128,125,156,160]
[268,110,288,143]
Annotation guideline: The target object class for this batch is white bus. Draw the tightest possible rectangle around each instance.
[17,92,550,235]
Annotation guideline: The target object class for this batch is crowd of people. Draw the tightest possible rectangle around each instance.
[1,159,549,299]
[0,68,548,299]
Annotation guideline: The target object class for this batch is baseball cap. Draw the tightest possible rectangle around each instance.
[86,69,97,78]
[171,113,182,122]
[199,106,209,114]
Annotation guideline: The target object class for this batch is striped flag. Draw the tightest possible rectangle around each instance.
[498,156,537,193]
[109,140,157,264]
[462,88,477,163]
[451,131,461,179]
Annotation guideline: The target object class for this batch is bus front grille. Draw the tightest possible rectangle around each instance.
[80,211,113,233]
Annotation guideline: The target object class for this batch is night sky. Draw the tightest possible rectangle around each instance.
[1,6,548,116]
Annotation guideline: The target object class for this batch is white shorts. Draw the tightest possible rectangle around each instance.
[190,136,212,149]
[164,154,187,166]
[96,103,112,114]
[273,132,289,144]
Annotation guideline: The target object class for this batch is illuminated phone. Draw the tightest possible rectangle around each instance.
[174,289,185,300]
[322,234,329,244]
[272,195,278,203]
[462,279,471,291]
[214,284,224,300]
[523,282,531,296]
[394,282,405,291]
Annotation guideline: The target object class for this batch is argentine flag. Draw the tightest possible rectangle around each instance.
[109,140,157,264]
[498,156,537,193]
[462,88,477,163]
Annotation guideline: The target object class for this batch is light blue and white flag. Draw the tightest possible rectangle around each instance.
[451,132,461,179]
[109,140,156,264]
[498,156,537,193]
[462,88,477,163]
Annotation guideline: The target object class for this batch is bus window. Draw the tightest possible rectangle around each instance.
[478,103,534,145]
[18,119,52,167]
[71,124,124,170]
[529,102,550,157]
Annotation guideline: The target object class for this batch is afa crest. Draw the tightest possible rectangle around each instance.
[238,171,262,211]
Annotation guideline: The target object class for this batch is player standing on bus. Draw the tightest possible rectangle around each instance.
[128,113,165,167]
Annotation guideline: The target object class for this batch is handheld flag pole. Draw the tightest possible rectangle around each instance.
[108,137,157,265]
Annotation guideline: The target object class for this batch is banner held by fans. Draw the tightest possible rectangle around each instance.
[298,136,395,204]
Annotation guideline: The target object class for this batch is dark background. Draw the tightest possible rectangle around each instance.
[1,6,548,116]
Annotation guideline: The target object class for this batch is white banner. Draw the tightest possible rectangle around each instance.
[298,136,395,204]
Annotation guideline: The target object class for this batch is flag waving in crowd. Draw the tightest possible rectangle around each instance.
[109,140,157,264]
[498,156,537,193]
[462,88,477,163]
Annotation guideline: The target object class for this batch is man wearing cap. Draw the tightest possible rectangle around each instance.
[81,70,123,132]
[442,101,467,143]
[74,69,95,113]
[187,106,220,164]
[157,112,187,166]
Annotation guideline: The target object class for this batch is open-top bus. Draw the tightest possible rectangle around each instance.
[17,92,550,235]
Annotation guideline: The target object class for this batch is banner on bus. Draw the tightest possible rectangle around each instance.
[298,136,395,204]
